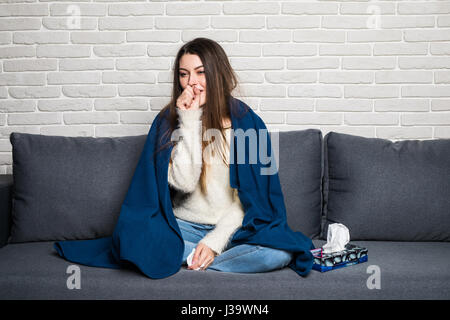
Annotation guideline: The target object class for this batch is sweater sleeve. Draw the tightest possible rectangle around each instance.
[199,192,245,256]
[168,107,203,193]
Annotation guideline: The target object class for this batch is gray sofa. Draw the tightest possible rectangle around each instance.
[1,129,449,300]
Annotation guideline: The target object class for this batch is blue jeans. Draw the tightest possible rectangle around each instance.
[176,217,293,273]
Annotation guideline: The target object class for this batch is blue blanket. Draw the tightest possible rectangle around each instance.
[54,97,314,279]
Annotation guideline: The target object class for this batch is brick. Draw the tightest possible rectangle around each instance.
[289,85,342,98]
[375,71,433,84]
[398,2,450,14]
[282,2,338,15]
[399,57,450,69]
[0,73,45,86]
[286,112,342,125]
[267,15,319,29]
[71,31,125,44]
[50,3,106,16]
[3,59,57,72]
[102,71,156,84]
[347,30,402,42]
[266,71,316,84]
[108,3,164,16]
[240,30,290,43]
[431,99,450,111]
[0,45,34,58]
[0,100,35,113]
[343,57,396,70]
[64,112,119,125]
[62,85,116,98]
[316,99,372,112]
[59,58,114,71]
[230,57,284,70]
[404,30,450,42]
[155,17,209,29]
[263,43,316,56]
[435,71,450,84]
[375,99,429,112]
[319,71,373,84]
[260,98,314,112]
[8,112,61,125]
[99,17,154,30]
[293,30,345,43]
[0,4,48,16]
[94,44,147,57]
[319,44,371,56]
[344,112,399,125]
[118,84,172,97]
[374,43,428,56]
[402,113,450,125]
[434,127,450,138]
[224,2,280,15]
[376,127,433,140]
[120,111,159,124]
[48,72,101,85]
[345,85,399,98]
[212,16,265,29]
[13,31,68,44]
[95,98,148,111]
[9,87,60,99]
[38,99,92,112]
[287,57,339,70]
[402,85,450,97]
[166,2,221,15]
[37,45,90,58]
[0,17,40,30]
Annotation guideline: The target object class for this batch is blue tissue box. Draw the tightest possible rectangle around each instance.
[310,244,368,272]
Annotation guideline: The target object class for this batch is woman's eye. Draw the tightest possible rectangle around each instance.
[179,71,204,77]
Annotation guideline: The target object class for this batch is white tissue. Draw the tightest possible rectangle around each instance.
[186,248,206,271]
[322,223,350,253]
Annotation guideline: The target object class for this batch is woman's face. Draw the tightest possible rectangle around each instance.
[178,53,207,106]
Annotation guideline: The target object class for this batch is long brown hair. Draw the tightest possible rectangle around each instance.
[155,37,245,195]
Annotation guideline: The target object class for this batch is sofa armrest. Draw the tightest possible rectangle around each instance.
[0,174,13,248]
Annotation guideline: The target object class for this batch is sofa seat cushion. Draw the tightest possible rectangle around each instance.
[0,240,449,300]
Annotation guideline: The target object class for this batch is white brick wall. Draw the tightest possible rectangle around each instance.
[1,0,450,174]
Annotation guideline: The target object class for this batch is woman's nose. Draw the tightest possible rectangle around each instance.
[188,75,198,86]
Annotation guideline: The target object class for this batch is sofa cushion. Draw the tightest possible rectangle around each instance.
[322,132,450,241]
[9,132,146,243]
[0,240,449,299]
[274,129,323,239]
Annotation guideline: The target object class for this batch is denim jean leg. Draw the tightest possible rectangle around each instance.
[207,244,293,273]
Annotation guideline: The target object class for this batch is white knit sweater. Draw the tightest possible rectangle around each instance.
[168,107,244,255]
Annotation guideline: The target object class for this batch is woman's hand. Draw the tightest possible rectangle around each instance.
[188,242,216,271]
[176,84,203,111]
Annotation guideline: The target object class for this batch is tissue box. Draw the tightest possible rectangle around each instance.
[310,244,368,272]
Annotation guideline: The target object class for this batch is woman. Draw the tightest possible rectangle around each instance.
[54,37,313,279]
[159,37,294,273]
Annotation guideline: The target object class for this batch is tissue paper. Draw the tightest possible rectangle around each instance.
[322,223,350,254]
[186,248,206,270]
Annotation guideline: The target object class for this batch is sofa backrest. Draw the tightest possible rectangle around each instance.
[8,129,450,244]
[8,129,324,243]
[322,132,450,241]
[9,132,146,243]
